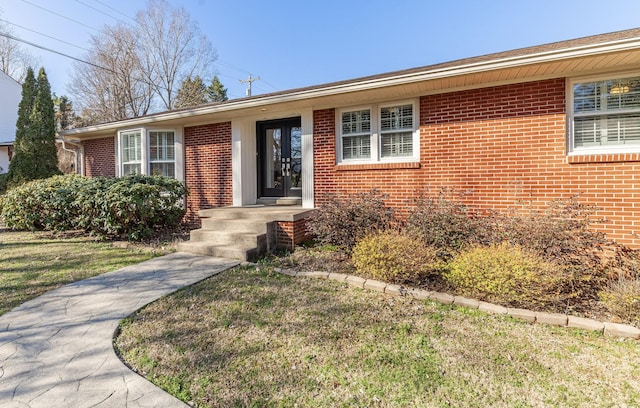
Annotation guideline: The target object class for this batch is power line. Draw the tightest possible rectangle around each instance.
[20,0,99,32]
[0,18,89,52]
[91,0,136,22]
[74,0,129,26]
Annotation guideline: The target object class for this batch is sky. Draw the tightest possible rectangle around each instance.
[1,0,639,102]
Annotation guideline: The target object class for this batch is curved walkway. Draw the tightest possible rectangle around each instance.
[0,252,239,408]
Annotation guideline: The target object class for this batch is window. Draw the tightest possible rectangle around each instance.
[117,128,182,179]
[338,100,418,163]
[341,109,371,160]
[149,131,175,178]
[121,131,142,175]
[570,75,640,153]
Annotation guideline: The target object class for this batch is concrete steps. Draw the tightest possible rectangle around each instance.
[177,205,314,262]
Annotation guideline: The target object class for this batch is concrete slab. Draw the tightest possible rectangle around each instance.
[0,252,239,408]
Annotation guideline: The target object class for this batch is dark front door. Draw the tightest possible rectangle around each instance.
[257,117,302,198]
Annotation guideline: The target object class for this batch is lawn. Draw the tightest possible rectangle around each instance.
[0,230,170,315]
[115,264,640,408]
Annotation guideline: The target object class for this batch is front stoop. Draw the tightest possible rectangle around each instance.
[177,206,314,261]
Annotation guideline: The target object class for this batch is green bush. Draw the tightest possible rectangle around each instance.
[446,243,562,308]
[352,230,440,285]
[0,174,187,240]
[599,277,640,326]
[308,190,395,251]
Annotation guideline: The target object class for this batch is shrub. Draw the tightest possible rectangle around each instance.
[407,193,488,258]
[308,190,395,251]
[0,174,187,240]
[352,230,440,285]
[599,277,640,326]
[0,174,85,231]
[446,243,562,308]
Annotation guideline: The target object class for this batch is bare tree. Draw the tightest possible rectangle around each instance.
[0,19,39,82]
[135,0,216,110]
[69,0,216,124]
[69,24,155,123]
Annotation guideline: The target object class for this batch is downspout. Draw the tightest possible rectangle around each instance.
[59,134,84,176]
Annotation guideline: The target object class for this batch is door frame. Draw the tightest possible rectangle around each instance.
[256,116,302,198]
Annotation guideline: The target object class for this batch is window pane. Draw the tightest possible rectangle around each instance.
[342,135,371,159]
[121,131,141,164]
[150,162,175,178]
[381,131,413,157]
[381,105,413,131]
[342,110,371,134]
[123,163,141,175]
[574,77,640,113]
[574,114,640,148]
[149,131,175,161]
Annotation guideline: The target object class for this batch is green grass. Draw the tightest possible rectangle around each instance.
[0,231,169,315]
[115,266,640,408]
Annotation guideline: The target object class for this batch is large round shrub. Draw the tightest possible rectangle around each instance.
[446,242,562,308]
[0,174,187,240]
[352,230,440,285]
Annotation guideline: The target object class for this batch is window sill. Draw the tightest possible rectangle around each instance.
[567,153,640,164]
[335,162,421,171]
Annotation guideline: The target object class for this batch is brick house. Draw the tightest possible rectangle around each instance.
[62,29,640,258]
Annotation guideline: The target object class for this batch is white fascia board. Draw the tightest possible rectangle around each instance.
[63,37,640,137]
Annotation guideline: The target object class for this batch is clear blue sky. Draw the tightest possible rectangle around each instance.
[1,0,639,101]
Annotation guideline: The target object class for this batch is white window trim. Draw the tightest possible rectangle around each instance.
[336,99,419,164]
[116,127,184,180]
[567,72,640,155]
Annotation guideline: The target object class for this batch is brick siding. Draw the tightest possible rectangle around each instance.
[276,219,311,250]
[313,78,640,247]
[184,122,233,225]
[83,137,115,177]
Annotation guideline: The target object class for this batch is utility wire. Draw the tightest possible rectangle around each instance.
[20,0,99,32]
[0,32,170,92]
[74,0,129,26]
[0,18,89,51]
[91,0,136,22]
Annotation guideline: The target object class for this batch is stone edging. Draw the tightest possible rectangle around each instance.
[268,267,640,340]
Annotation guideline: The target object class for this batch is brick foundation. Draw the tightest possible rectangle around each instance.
[276,219,311,250]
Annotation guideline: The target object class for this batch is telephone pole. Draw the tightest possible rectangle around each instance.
[239,74,260,97]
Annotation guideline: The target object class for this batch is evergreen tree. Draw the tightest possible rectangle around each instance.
[53,94,78,130]
[7,67,61,187]
[208,75,228,102]
[174,76,208,108]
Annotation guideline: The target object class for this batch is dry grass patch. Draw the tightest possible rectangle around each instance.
[0,230,170,315]
[115,266,640,408]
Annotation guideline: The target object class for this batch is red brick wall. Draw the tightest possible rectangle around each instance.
[276,219,311,250]
[83,137,115,177]
[184,122,233,225]
[313,78,640,247]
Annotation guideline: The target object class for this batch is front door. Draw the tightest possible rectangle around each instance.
[257,117,302,198]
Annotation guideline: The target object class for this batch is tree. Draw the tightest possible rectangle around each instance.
[7,67,61,187]
[0,18,39,82]
[69,0,216,124]
[208,75,228,102]
[175,76,208,108]
[53,94,81,131]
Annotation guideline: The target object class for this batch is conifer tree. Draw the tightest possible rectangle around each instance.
[208,75,228,102]
[7,67,61,187]
[174,75,208,108]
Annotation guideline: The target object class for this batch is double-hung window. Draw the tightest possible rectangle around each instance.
[120,130,142,175]
[149,131,176,178]
[117,128,182,179]
[338,100,418,163]
[570,75,640,153]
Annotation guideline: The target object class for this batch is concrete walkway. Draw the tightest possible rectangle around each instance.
[0,252,239,408]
